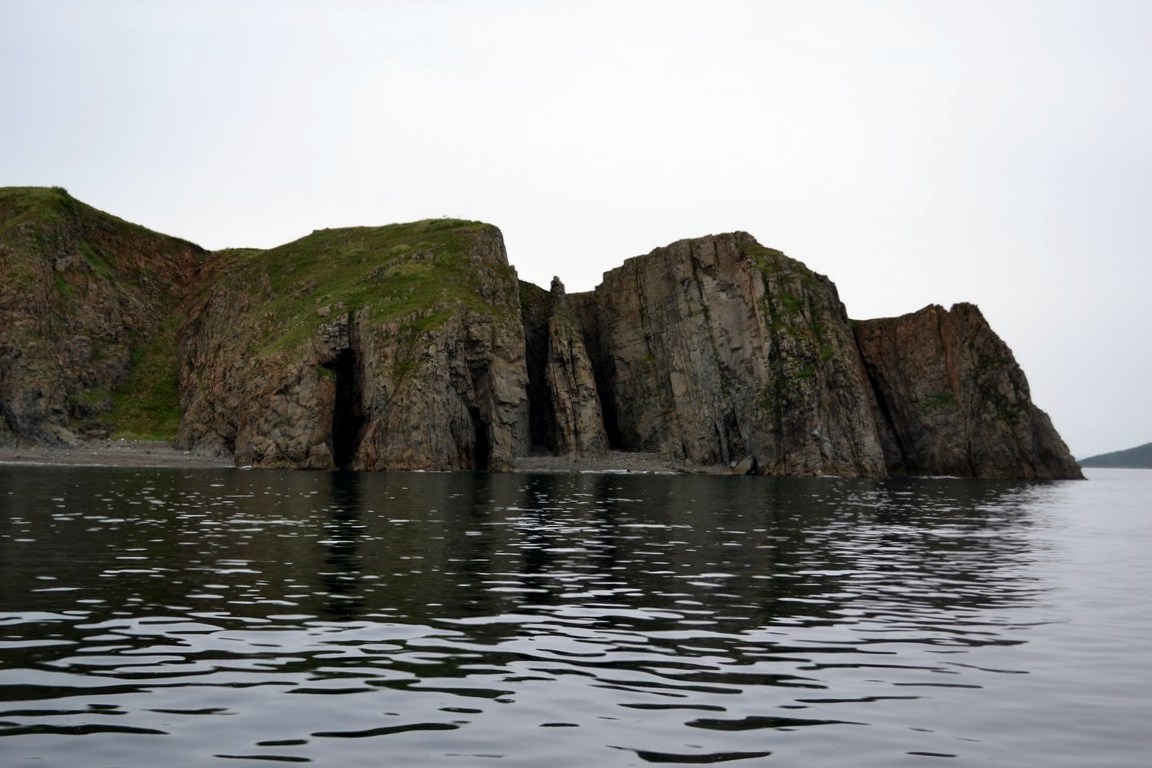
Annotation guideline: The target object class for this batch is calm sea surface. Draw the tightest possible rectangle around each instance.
[0,465,1148,767]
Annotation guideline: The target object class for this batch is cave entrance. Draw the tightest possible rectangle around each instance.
[466,357,494,471]
[326,348,366,469]
[469,406,491,471]
[591,361,624,450]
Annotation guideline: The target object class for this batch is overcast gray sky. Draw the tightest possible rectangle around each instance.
[3,0,1149,459]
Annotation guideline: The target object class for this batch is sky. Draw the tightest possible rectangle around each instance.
[2,0,1149,459]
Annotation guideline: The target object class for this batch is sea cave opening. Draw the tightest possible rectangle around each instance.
[326,348,366,469]
[469,406,491,471]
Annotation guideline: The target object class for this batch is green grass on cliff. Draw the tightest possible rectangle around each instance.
[228,218,507,355]
[742,236,836,358]
[0,187,80,293]
[1,189,509,439]
[0,186,204,441]
[109,322,183,440]
[0,186,74,231]
[0,186,200,258]
[0,186,203,310]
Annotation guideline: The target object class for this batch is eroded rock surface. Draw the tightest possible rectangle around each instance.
[854,303,1083,479]
[0,187,1082,478]
[176,221,529,470]
[543,277,607,457]
[573,232,887,476]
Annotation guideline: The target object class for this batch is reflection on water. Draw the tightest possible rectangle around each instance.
[0,467,1147,767]
[320,472,366,620]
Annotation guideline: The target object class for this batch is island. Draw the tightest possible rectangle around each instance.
[1078,443,1152,469]
[0,186,1082,479]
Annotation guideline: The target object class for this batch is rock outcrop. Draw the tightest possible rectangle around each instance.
[542,277,608,457]
[571,232,886,475]
[176,220,529,470]
[0,187,1082,478]
[520,277,607,458]
[0,187,204,445]
[853,303,1083,478]
[561,236,1080,479]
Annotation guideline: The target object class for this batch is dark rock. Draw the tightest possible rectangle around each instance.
[572,232,887,476]
[853,303,1082,478]
[543,277,607,457]
[175,220,529,471]
[0,187,1081,479]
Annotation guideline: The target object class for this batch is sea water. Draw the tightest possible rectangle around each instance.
[0,466,1148,767]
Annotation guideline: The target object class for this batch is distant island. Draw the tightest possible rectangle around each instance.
[1079,443,1152,469]
[0,186,1082,479]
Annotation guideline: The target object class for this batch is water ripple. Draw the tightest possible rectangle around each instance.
[2,467,1148,766]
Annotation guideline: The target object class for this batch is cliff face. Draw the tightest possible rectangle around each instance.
[520,278,607,458]
[176,221,529,470]
[0,187,204,444]
[0,188,1081,479]
[572,233,887,475]
[853,303,1083,479]
[543,278,608,457]
[561,236,1079,479]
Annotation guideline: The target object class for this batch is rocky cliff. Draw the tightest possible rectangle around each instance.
[520,277,607,458]
[0,187,205,444]
[853,303,1083,478]
[176,220,529,470]
[570,232,886,475]
[564,235,1080,479]
[0,187,1082,478]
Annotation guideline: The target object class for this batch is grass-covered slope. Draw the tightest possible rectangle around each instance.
[232,219,509,354]
[0,187,205,442]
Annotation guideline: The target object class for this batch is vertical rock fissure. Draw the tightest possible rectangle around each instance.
[594,359,623,450]
[859,359,908,474]
[469,406,492,470]
[521,284,555,452]
[468,357,494,471]
[329,346,366,470]
[688,244,730,464]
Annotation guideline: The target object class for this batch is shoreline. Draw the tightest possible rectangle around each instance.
[0,439,234,469]
[0,441,684,474]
